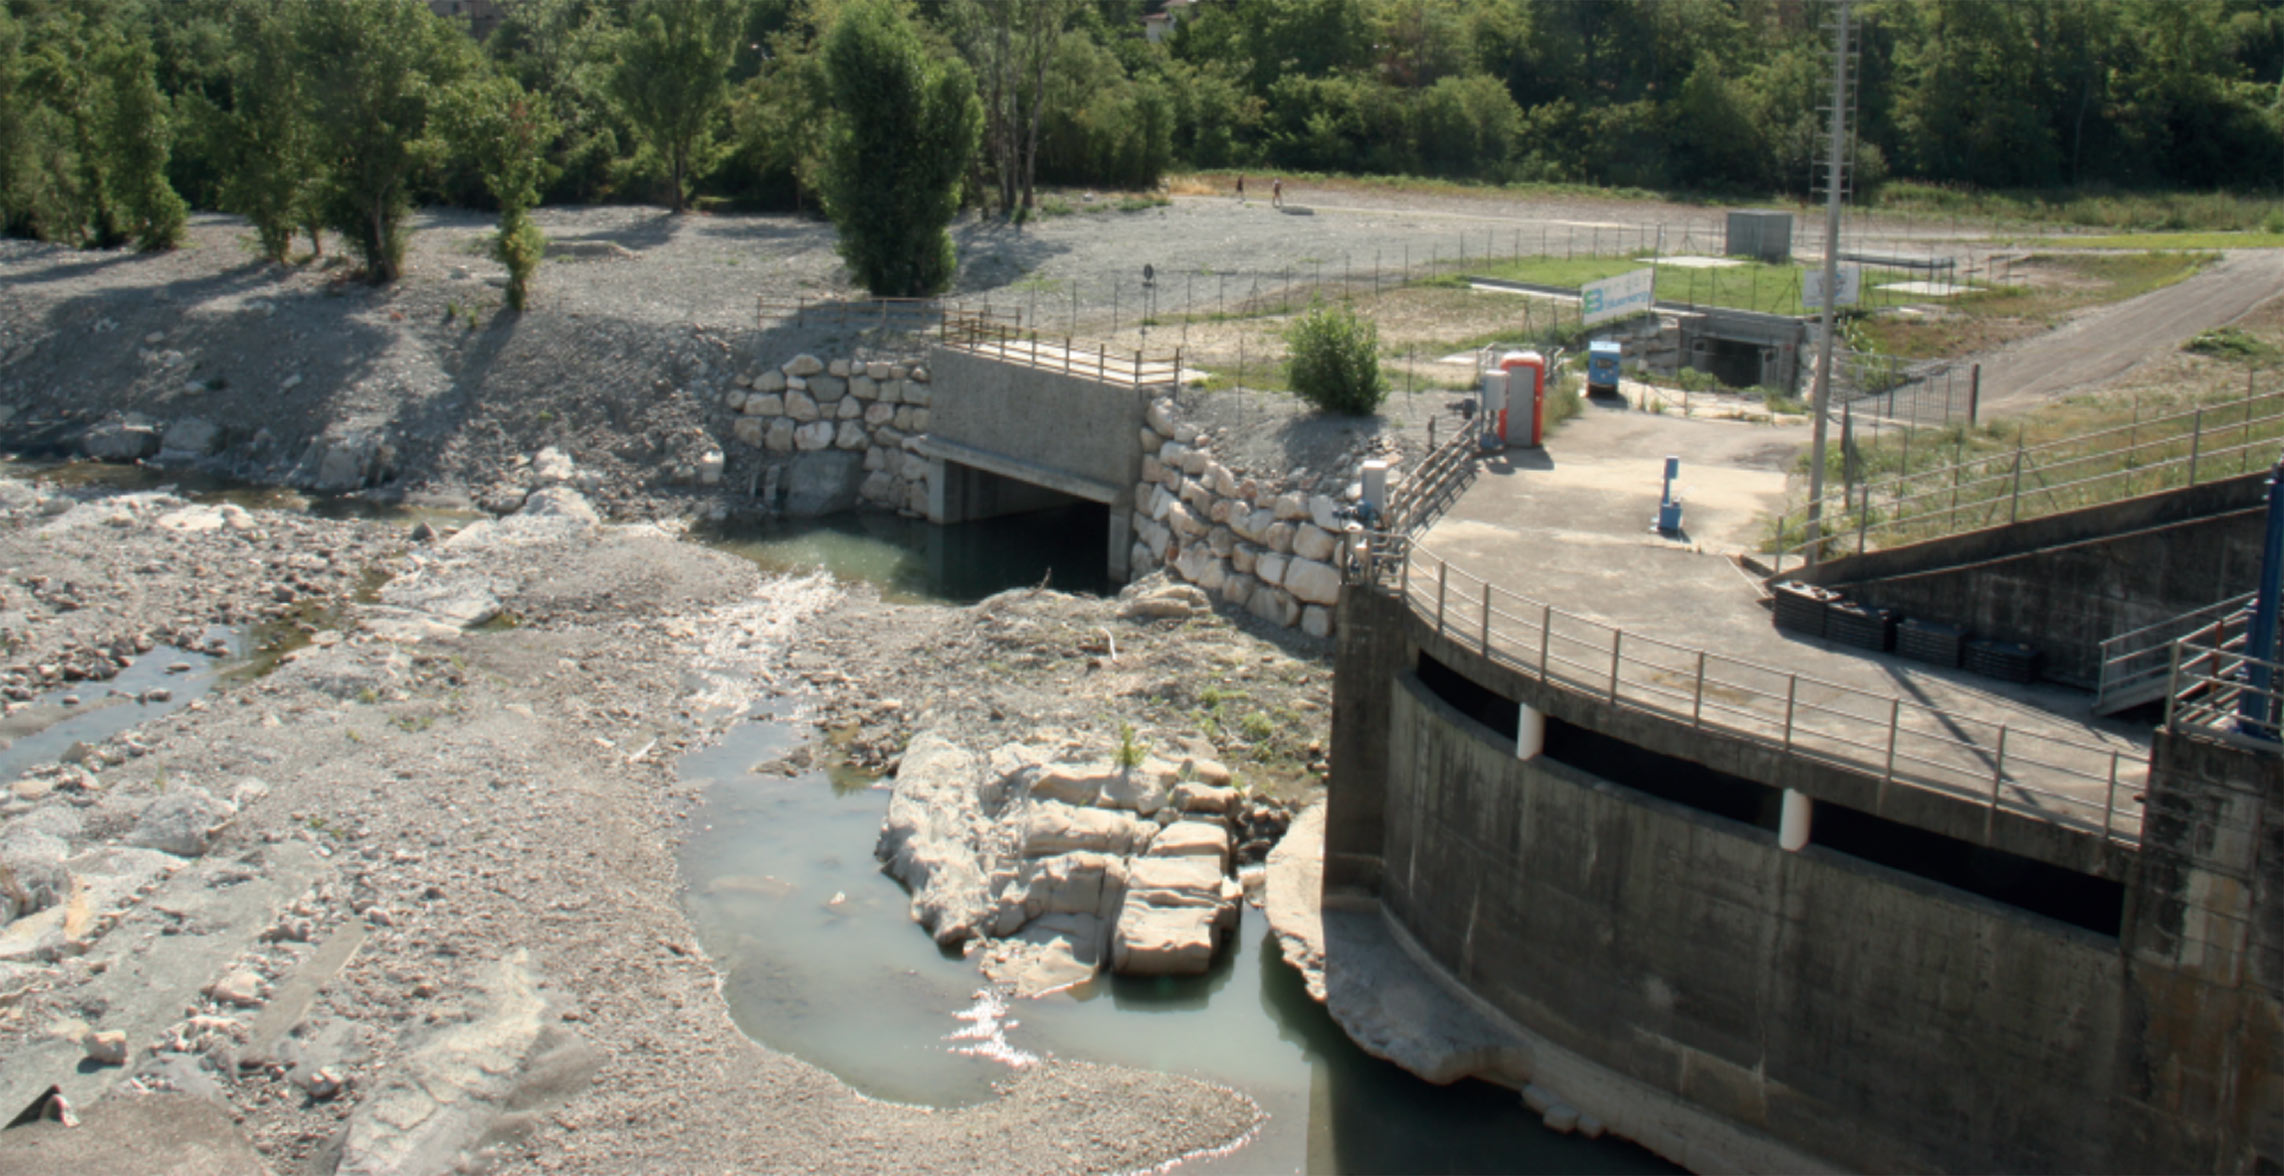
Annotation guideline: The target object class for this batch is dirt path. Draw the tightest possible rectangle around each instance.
[1968,250,2284,416]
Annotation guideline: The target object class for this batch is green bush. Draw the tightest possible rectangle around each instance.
[1284,300,1385,415]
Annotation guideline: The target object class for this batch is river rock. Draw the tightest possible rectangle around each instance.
[1302,605,1335,639]
[1308,494,1342,530]
[1283,557,1342,607]
[83,419,162,461]
[783,354,823,377]
[1291,524,1337,563]
[1022,802,1149,858]
[126,787,236,858]
[876,736,995,945]
[1007,852,1128,924]
[82,1028,129,1065]
[785,391,819,422]
[836,421,867,450]
[1119,584,1207,621]
[1172,781,1239,815]
[1147,820,1232,871]
[1272,493,1309,521]
[0,830,70,924]
[1031,764,1111,806]
[1100,762,1175,816]
[809,375,848,402]
[1249,584,1302,628]
[159,417,222,457]
[531,446,575,485]
[733,417,765,446]
[794,421,835,451]
[1111,904,1219,976]
[765,420,795,453]
[1255,551,1289,588]
[1147,400,1177,438]
[1172,546,1226,593]
[748,393,784,416]
[754,369,787,393]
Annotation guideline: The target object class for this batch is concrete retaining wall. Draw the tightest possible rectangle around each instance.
[1327,585,2282,1172]
[1801,474,2269,687]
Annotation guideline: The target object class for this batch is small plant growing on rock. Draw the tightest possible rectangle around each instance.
[1284,299,1385,416]
[1114,722,1146,770]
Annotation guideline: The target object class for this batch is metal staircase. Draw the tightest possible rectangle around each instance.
[2094,592,2255,715]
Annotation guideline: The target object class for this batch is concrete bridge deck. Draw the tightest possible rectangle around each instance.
[1411,400,2154,844]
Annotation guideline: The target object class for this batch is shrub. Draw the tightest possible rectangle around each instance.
[1284,300,1385,415]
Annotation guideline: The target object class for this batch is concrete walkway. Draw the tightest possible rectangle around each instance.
[1413,400,2152,839]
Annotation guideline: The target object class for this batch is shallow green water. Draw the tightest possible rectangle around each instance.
[696,502,1114,604]
[678,715,1678,1175]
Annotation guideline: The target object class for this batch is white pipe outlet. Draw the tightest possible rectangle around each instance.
[1516,702,1545,760]
[1779,788,1813,852]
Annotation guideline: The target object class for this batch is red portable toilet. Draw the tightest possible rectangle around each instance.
[1498,351,1547,446]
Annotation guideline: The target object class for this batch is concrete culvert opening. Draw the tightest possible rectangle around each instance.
[931,458,1123,589]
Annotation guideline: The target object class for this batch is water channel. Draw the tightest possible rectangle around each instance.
[681,511,1678,1175]
[4,458,1674,1171]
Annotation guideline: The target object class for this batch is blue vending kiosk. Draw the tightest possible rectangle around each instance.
[1587,340,1622,396]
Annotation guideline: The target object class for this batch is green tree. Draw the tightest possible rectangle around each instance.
[101,35,188,251]
[299,0,473,283]
[213,2,316,263]
[608,0,742,212]
[820,0,981,297]
[442,72,557,309]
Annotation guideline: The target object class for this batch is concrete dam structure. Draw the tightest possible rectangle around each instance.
[1324,569,2282,1172]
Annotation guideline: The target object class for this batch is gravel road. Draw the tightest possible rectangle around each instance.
[1965,251,2284,416]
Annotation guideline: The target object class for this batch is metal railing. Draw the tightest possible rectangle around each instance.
[1377,539,2146,846]
[1385,414,1483,535]
[1770,388,2284,576]
[754,295,1020,334]
[2094,593,2254,715]
[2165,638,2284,752]
[938,314,1184,389]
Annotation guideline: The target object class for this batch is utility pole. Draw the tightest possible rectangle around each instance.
[1805,0,1851,571]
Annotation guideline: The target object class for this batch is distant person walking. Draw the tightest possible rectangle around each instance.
[1271,177,1283,209]
[1235,174,1245,202]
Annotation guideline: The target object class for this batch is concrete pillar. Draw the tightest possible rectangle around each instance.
[1516,701,1545,760]
[926,457,953,525]
[1779,788,1813,852]
[1107,507,1132,583]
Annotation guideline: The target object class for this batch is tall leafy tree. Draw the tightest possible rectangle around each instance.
[101,33,188,251]
[299,0,473,283]
[213,2,316,263]
[821,0,981,296]
[441,71,557,310]
[608,0,742,212]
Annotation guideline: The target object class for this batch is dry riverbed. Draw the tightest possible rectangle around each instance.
[0,468,1320,1173]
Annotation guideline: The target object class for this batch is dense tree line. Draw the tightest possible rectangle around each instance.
[7,0,2284,291]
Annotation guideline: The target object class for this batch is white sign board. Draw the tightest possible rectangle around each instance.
[1801,265,1862,309]
[1580,268,1656,326]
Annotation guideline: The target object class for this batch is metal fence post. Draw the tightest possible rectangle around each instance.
[2189,407,2205,485]
[1481,583,1493,655]
[1539,603,1553,679]
[2163,640,2185,732]
[2008,445,2025,524]
[1782,676,1799,749]
[1436,562,1448,636]
[1882,697,1901,805]
[1692,651,1707,727]
[2103,754,2120,842]
[1987,726,2009,843]
[1608,632,1623,704]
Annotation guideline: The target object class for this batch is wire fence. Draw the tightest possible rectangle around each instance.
[1769,386,2284,574]
[1340,534,2147,846]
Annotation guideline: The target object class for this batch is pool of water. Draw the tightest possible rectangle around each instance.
[1,456,477,526]
[678,714,1677,1175]
[0,642,230,784]
[697,502,1113,604]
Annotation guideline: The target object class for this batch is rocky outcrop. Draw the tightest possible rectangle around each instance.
[82,418,162,462]
[877,732,1250,990]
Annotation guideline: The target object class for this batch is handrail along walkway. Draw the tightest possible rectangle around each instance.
[1343,532,2146,848]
